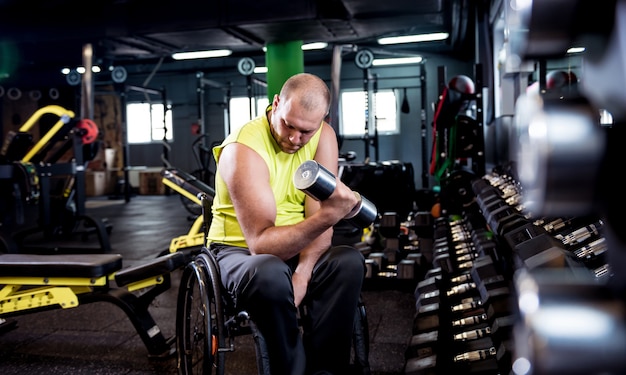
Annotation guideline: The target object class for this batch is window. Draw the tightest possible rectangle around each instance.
[228,96,270,135]
[340,90,398,136]
[126,102,173,144]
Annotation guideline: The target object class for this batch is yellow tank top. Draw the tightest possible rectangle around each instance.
[206,111,323,247]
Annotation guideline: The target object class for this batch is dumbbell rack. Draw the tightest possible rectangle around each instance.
[403,170,619,375]
[359,211,434,290]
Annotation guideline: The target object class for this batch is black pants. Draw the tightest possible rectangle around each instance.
[211,243,365,375]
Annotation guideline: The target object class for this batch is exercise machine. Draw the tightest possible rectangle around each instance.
[0,105,112,253]
[0,158,216,359]
[177,134,219,217]
[0,250,188,357]
[161,166,216,254]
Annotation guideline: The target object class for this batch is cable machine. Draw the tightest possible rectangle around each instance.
[419,63,429,189]
[196,71,231,139]
[118,84,168,202]
[237,57,268,121]
[127,59,168,201]
[354,49,379,162]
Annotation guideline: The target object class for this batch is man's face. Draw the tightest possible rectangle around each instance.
[269,95,325,154]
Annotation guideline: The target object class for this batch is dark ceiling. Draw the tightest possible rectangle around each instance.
[0,0,477,85]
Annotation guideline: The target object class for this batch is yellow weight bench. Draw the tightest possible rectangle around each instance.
[0,251,187,358]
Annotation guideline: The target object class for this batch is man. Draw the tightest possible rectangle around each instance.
[207,72,366,374]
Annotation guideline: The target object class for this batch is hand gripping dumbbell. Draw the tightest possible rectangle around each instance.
[293,160,378,228]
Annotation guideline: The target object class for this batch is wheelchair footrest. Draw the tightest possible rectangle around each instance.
[114,252,186,287]
[0,253,123,278]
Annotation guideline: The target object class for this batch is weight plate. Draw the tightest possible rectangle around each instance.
[237,57,255,76]
[66,70,81,86]
[7,87,21,100]
[49,87,59,100]
[77,119,99,144]
[29,90,41,101]
[111,66,128,83]
[355,49,374,69]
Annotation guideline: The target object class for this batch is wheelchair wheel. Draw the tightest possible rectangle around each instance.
[350,298,371,375]
[248,320,271,375]
[176,252,226,375]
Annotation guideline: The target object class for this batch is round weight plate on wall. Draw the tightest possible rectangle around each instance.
[355,49,374,69]
[111,66,128,83]
[66,70,81,86]
[49,87,60,100]
[237,57,255,76]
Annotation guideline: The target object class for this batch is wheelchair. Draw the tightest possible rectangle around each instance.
[175,194,371,375]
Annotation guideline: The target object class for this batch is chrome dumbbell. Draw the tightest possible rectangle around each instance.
[293,160,378,228]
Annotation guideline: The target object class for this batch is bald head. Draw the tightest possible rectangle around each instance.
[279,73,331,116]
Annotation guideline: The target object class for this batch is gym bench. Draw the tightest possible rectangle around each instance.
[0,251,188,358]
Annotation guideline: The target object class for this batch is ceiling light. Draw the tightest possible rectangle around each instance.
[63,66,101,74]
[254,66,268,74]
[171,49,232,60]
[372,56,423,66]
[261,43,328,52]
[377,32,449,45]
[302,42,328,51]
[567,47,585,54]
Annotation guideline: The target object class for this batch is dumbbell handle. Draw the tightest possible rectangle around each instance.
[293,160,377,227]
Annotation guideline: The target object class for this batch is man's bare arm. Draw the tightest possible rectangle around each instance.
[218,134,356,260]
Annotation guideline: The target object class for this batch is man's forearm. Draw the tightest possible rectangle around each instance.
[248,211,333,259]
[294,228,333,277]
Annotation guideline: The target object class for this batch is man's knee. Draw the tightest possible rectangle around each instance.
[247,254,293,299]
[315,246,366,284]
[330,245,365,273]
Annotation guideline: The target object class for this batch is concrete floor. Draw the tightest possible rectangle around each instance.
[0,194,417,375]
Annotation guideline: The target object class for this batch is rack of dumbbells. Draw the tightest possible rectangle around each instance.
[359,210,433,290]
[403,168,618,375]
[479,171,625,375]
[404,175,517,375]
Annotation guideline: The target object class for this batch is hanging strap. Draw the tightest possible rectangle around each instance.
[429,86,448,177]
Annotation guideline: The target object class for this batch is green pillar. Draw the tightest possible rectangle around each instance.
[265,40,304,101]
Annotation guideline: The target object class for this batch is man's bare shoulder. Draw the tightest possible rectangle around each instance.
[320,122,338,141]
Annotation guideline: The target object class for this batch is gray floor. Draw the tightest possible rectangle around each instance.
[0,194,417,375]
